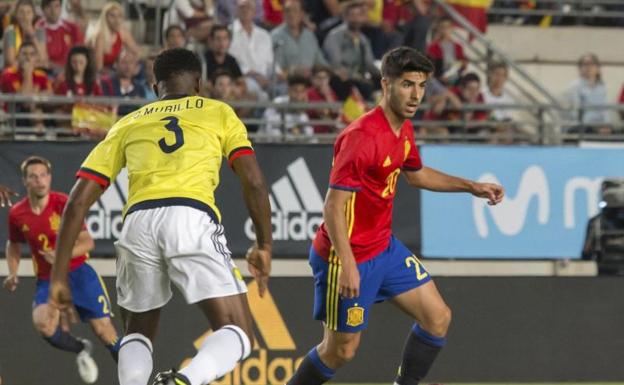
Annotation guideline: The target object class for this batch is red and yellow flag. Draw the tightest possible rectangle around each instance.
[445,0,493,33]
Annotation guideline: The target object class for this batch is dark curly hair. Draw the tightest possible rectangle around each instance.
[154,48,202,83]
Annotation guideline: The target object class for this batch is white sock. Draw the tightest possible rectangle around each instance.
[118,333,154,385]
[179,325,251,385]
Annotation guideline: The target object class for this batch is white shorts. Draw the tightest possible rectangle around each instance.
[114,206,247,312]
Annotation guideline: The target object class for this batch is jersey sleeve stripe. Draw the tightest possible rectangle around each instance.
[329,184,361,192]
[228,147,255,167]
[76,167,110,188]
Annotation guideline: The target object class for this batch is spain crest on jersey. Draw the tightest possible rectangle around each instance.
[346,305,364,327]
[49,212,61,232]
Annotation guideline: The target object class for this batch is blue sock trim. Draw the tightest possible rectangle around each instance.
[107,337,121,353]
[412,324,446,347]
[49,327,63,342]
[308,347,335,379]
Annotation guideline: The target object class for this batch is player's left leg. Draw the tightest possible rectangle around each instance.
[378,237,451,385]
[69,263,122,361]
[391,281,451,385]
[89,317,121,361]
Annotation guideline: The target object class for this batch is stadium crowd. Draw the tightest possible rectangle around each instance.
[0,0,622,139]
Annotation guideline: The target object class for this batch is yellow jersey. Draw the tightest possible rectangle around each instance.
[77,95,253,223]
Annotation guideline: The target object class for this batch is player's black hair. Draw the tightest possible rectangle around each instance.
[21,156,51,177]
[381,46,433,79]
[287,73,310,88]
[210,24,231,40]
[459,72,481,87]
[154,48,202,83]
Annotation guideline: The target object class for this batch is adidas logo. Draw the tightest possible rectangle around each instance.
[245,157,324,241]
[86,168,128,240]
[182,281,302,385]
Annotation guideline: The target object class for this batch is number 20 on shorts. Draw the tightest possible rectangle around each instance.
[405,255,429,281]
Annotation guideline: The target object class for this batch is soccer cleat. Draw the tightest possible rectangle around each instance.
[76,338,98,384]
[152,368,191,385]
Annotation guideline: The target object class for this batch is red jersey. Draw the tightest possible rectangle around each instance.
[36,18,83,68]
[8,191,88,280]
[54,79,103,97]
[313,106,423,263]
[0,67,51,94]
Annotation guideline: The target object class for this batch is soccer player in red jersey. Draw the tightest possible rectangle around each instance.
[287,47,505,385]
[3,156,120,384]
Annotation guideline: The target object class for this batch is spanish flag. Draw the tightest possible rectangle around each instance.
[445,0,493,33]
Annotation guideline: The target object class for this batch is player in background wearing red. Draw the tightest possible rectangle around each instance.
[3,156,120,384]
[286,47,504,385]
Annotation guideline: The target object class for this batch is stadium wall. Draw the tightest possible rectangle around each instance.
[0,276,622,384]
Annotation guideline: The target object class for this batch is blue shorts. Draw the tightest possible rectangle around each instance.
[310,236,432,332]
[34,263,113,322]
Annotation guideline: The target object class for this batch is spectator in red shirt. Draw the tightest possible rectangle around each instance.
[425,72,489,135]
[86,1,140,72]
[37,0,83,76]
[2,0,48,69]
[307,65,339,133]
[54,46,102,97]
[426,17,467,85]
[0,41,52,130]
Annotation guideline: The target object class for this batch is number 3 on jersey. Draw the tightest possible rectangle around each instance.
[405,255,429,281]
[158,116,184,153]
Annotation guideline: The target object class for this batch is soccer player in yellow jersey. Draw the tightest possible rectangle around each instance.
[46,48,273,385]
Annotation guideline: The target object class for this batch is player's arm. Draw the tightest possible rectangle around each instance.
[403,166,504,205]
[41,229,95,263]
[0,184,18,207]
[49,178,104,310]
[72,230,95,257]
[231,155,272,297]
[324,187,360,298]
[3,240,22,292]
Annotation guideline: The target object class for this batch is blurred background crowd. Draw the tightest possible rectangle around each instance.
[0,0,623,141]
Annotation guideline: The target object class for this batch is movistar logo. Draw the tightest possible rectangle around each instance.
[473,165,603,237]
[245,157,324,241]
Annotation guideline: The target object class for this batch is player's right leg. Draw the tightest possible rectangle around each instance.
[32,282,98,384]
[113,207,175,385]
[287,247,380,385]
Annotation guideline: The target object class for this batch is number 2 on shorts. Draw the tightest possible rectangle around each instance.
[405,255,429,281]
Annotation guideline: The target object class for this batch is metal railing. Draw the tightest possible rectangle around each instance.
[1,94,623,144]
[489,0,624,23]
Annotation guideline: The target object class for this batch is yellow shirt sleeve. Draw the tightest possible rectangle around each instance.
[76,123,126,188]
[221,103,253,164]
